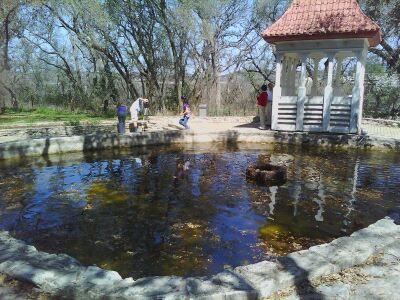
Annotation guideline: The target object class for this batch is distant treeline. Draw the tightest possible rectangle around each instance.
[0,0,399,117]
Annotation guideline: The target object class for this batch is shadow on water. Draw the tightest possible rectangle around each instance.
[224,130,240,151]
[41,137,52,167]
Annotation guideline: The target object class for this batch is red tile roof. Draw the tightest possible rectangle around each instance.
[262,0,381,46]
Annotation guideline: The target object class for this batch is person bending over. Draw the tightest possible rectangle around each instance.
[130,97,149,131]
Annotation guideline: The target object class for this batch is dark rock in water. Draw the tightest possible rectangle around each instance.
[387,207,400,225]
[246,163,287,186]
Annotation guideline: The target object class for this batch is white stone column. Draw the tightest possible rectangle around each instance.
[282,56,289,96]
[311,57,320,96]
[322,53,335,131]
[334,56,343,89]
[296,54,307,131]
[285,57,291,96]
[350,49,367,134]
[286,57,292,95]
[271,53,283,130]
[290,57,297,96]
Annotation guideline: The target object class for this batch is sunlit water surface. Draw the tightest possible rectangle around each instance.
[0,144,399,278]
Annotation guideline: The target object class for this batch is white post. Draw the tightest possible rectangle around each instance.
[350,49,367,134]
[358,52,367,132]
[284,57,290,96]
[290,57,297,96]
[322,53,335,131]
[334,56,343,89]
[296,54,307,131]
[271,53,283,130]
[281,56,289,96]
[286,57,292,95]
[311,57,320,96]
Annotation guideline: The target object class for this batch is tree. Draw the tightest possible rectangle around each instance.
[362,0,400,74]
[151,0,189,108]
[185,0,253,111]
[241,0,289,90]
[364,55,400,118]
[0,0,23,109]
[23,7,86,110]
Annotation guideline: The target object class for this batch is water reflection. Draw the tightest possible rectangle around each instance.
[0,145,399,278]
[268,186,278,216]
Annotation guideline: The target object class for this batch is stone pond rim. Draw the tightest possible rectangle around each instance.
[0,217,398,299]
[1,129,400,297]
[1,129,400,160]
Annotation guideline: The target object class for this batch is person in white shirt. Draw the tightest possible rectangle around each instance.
[130,97,148,131]
[266,83,274,127]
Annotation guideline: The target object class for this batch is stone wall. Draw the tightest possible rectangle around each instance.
[1,130,400,160]
[0,124,116,142]
[0,218,398,299]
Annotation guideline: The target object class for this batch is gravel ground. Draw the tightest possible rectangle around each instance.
[2,116,399,140]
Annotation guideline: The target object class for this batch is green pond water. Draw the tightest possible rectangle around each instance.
[0,143,399,278]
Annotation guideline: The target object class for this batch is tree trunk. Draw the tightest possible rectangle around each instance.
[70,35,83,108]
[214,73,221,112]
[0,80,6,113]
[211,47,221,112]
[127,80,139,101]
[373,91,381,118]
[160,76,167,112]
[4,85,17,109]
[0,8,16,110]
[140,75,146,97]
[176,72,181,108]
[158,0,184,109]
[1,12,11,72]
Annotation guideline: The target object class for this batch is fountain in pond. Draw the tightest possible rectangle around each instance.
[246,155,287,186]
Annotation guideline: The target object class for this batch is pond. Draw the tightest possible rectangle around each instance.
[0,143,399,279]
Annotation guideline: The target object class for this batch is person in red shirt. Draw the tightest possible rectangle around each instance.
[257,84,268,130]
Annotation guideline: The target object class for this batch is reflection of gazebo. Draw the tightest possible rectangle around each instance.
[262,0,381,133]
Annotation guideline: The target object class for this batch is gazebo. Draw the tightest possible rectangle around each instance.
[262,0,381,134]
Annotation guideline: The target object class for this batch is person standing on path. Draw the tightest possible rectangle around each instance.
[266,83,274,127]
[179,96,191,129]
[257,84,268,130]
[116,99,127,134]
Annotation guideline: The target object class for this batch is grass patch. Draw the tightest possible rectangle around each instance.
[0,107,115,125]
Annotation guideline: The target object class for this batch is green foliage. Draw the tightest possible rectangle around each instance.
[361,0,400,74]
[364,81,400,118]
[364,57,400,118]
[0,106,114,125]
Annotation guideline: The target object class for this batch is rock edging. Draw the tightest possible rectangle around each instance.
[0,218,398,299]
[1,130,400,160]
